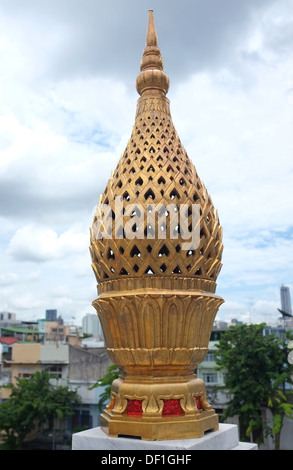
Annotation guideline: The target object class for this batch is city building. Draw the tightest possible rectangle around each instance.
[280,285,292,315]
[197,328,229,420]
[0,337,19,363]
[0,306,291,448]
[0,341,113,429]
[197,324,293,450]
[68,345,112,428]
[0,326,43,342]
[0,311,18,330]
[45,321,81,346]
[0,311,16,322]
[45,309,58,322]
[82,313,103,339]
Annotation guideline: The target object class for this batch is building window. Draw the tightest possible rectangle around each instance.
[71,409,92,429]
[204,352,216,362]
[18,373,32,379]
[47,366,63,379]
[203,372,218,384]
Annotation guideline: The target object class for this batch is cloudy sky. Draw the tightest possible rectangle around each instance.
[0,0,293,326]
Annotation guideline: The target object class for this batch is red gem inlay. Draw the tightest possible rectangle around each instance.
[195,396,203,410]
[162,399,184,416]
[127,399,143,416]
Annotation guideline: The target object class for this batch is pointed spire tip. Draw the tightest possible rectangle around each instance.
[146,9,157,47]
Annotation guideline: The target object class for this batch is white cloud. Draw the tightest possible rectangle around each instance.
[0,272,19,286]
[7,225,88,262]
[0,114,66,168]
[220,234,293,286]
[9,292,46,311]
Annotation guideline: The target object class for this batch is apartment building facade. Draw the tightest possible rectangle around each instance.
[0,341,112,430]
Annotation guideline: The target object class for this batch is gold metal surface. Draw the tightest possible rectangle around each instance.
[90,10,224,440]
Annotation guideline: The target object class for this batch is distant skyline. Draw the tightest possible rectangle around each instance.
[0,0,293,325]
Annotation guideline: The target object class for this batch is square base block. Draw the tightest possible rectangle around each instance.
[72,423,257,450]
[100,408,219,440]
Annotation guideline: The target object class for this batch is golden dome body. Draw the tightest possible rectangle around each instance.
[90,10,224,440]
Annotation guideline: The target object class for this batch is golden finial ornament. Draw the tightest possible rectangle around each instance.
[90,10,224,440]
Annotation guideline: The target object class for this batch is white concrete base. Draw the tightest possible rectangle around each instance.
[72,423,257,450]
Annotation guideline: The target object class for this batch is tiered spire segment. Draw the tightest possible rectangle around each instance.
[136,10,170,96]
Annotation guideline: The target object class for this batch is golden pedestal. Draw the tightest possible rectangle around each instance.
[100,377,219,440]
[93,279,223,440]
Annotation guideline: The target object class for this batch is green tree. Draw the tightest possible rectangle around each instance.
[89,364,120,412]
[0,370,81,449]
[215,323,293,449]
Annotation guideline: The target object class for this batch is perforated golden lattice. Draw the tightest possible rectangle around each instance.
[90,108,223,284]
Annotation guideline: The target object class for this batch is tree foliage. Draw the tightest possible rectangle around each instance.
[0,370,81,449]
[215,323,293,448]
[89,364,120,412]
